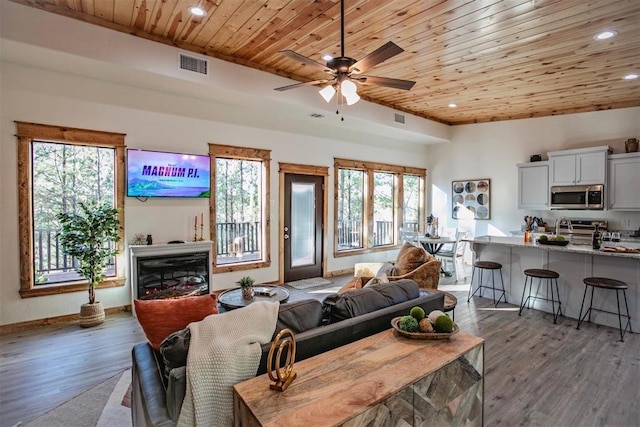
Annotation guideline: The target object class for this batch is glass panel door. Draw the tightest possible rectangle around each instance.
[291,182,315,267]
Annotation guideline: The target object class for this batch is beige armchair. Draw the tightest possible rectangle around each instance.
[340,243,442,293]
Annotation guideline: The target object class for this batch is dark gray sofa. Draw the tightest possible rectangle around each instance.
[131,279,444,427]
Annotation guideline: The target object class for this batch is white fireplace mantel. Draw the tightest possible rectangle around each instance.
[129,240,214,258]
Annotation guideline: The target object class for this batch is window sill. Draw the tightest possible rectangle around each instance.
[19,277,125,299]
[334,244,401,258]
[213,260,271,274]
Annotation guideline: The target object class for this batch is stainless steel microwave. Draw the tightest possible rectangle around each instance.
[550,185,604,210]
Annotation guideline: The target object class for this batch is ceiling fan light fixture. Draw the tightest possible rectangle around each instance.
[319,85,336,102]
[341,79,357,95]
[344,92,360,106]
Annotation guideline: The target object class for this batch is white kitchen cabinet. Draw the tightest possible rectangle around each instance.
[608,153,640,210]
[548,146,610,186]
[517,161,549,210]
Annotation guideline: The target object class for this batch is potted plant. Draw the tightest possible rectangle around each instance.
[57,201,121,327]
[236,276,255,300]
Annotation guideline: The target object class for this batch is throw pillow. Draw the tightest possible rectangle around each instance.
[160,327,191,383]
[393,242,429,276]
[337,276,368,294]
[134,294,218,350]
[364,272,389,288]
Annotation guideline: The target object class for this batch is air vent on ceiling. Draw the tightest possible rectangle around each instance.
[394,112,406,124]
[179,53,208,75]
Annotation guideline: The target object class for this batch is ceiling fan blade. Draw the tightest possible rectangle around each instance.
[274,79,331,91]
[350,41,404,74]
[357,75,416,90]
[279,50,331,73]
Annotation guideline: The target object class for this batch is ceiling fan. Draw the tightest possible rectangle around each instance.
[274,0,416,109]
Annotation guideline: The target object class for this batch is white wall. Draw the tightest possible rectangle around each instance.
[427,107,640,238]
[0,60,432,326]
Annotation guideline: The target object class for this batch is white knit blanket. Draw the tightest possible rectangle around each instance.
[177,301,279,427]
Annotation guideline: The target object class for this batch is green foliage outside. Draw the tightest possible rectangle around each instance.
[32,141,116,284]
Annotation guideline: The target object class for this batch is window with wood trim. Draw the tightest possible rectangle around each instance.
[209,144,271,273]
[16,122,126,298]
[334,158,426,256]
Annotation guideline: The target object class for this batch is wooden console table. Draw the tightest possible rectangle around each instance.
[233,329,484,426]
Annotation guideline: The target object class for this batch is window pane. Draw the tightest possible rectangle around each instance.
[291,182,315,267]
[32,141,115,285]
[373,172,394,246]
[403,174,420,233]
[215,158,263,265]
[337,169,364,250]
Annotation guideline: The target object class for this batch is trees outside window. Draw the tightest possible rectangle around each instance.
[373,172,394,246]
[32,142,116,285]
[337,169,364,250]
[403,174,421,233]
[16,122,125,298]
[334,158,425,255]
[209,144,271,272]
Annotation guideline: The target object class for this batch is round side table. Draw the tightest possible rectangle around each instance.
[218,285,290,310]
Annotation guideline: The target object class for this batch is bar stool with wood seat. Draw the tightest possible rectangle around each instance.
[576,277,632,342]
[519,268,562,323]
[467,261,507,306]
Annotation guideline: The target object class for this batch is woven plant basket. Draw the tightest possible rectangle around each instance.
[79,301,105,328]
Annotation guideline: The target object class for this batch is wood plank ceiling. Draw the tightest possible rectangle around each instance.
[11,0,640,125]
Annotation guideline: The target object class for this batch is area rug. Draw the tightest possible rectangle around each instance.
[286,277,333,290]
[21,370,131,427]
[97,369,132,427]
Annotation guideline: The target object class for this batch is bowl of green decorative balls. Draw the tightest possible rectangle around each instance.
[391,306,459,340]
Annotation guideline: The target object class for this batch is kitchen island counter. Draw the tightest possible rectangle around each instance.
[468,236,638,332]
[470,236,640,259]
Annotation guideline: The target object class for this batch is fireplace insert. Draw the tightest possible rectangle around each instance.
[136,251,209,300]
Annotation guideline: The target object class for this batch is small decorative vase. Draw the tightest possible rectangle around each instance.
[625,138,639,153]
[242,287,254,300]
[79,301,105,328]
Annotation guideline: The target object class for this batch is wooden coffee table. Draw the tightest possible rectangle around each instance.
[218,285,290,310]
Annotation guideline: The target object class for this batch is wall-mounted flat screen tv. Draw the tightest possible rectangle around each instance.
[127,149,210,198]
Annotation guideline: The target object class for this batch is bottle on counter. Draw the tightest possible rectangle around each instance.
[592,225,601,250]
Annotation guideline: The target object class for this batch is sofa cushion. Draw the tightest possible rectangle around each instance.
[323,280,420,323]
[393,242,429,276]
[134,294,218,350]
[274,299,324,337]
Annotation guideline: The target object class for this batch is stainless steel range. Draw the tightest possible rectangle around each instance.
[555,218,608,245]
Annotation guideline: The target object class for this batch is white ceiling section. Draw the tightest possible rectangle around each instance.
[0,1,452,147]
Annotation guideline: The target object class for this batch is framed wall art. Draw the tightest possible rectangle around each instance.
[452,179,490,220]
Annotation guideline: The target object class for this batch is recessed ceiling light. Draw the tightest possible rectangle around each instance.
[322,54,333,61]
[594,30,617,40]
[448,103,457,108]
[623,73,639,80]
[189,6,206,17]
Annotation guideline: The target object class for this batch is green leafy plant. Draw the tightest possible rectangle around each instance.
[236,276,255,289]
[57,201,121,304]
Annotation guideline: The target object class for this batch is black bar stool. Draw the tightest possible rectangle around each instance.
[576,277,632,342]
[519,269,562,323]
[467,261,507,306]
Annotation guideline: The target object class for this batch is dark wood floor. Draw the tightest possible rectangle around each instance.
[1,271,638,426]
